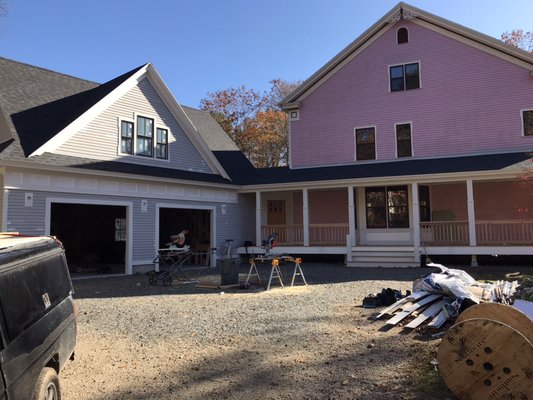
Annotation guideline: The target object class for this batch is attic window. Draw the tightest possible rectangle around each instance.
[289,110,299,121]
[390,62,420,92]
[397,28,408,44]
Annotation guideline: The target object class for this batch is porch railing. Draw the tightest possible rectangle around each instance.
[261,224,348,246]
[421,220,533,246]
[420,221,469,245]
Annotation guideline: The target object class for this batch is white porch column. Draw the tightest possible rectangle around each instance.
[466,179,477,246]
[303,188,310,246]
[348,186,356,247]
[411,183,421,263]
[255,191,262,246]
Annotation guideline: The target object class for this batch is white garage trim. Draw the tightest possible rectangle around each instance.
[45,197,134,275]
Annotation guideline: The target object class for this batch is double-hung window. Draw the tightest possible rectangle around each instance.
[390,62,420,92]
[136,116,154,157]
[156,128,168,159]
[355,127,376,161]
[396,123,412,158]
[119,115,169,160]
[366,186,409,229]
[120,120,134,155]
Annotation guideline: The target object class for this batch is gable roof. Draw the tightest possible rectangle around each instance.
[180,106,239,151]
[281,2,533,108]
[0,57,231,180]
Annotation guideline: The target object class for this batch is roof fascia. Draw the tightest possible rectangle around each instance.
[281,3,404,106]
[144,66,231,180]
[30,64,150,157]
[282,2,533,107]
[237,169,528,193]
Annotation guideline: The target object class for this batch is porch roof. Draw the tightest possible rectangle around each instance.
[213,151,531,186]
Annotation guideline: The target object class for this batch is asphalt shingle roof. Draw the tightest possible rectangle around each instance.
[213,151,532,185]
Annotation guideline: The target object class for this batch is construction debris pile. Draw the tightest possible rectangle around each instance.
[372,263,533,399]
[373,263,519,330]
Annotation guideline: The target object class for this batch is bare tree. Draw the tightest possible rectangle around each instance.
[501,29,533,53]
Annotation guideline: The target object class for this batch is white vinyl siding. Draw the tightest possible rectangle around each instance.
[56,78,211,173]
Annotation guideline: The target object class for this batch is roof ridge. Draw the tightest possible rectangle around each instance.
[0,56,99,85]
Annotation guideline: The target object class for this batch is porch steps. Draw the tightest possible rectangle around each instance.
[347,247,418,268]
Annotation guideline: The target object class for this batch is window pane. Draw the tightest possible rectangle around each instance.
[387,186,409,228]
[523,110,533,136]
[120,121,133,155]
[390,66,405,92]
[136,117,154,157]
[396,124,412,157]
[356,127,376,160]
[156,128,168,159]
[365,188,387,228]
[405,63,420,90]
[397,28,408,44]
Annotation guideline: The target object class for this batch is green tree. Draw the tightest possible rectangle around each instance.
[200,79,300,168]
[501,29,533,53]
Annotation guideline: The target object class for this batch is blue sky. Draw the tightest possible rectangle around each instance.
[1,0,531,108]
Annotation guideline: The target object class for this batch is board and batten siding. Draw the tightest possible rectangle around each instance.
[56,78,212,173]
[290,20,533,168]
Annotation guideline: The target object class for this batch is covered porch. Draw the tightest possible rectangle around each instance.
[248,177,533,266]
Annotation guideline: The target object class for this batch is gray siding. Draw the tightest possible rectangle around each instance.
[5,189,252,268]
[56,78,211,173]
[5,190,47,235]
[214,193,255,250]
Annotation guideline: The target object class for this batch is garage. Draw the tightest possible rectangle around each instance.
[158,207,212,264]
[50,203,127,275]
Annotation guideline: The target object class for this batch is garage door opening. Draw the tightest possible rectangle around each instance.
[50,203,127,276]
[159,208,211,265]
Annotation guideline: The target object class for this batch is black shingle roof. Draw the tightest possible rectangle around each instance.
[8,63,144,156]
[214,151,532,185]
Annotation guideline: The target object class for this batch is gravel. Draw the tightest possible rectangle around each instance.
[61,262,525,400]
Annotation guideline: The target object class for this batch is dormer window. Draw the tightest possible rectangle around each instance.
[119,115,169,160]
[390,62,420,92]
[397,28,408,44]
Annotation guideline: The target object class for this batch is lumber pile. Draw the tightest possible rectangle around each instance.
[373,263,519,331]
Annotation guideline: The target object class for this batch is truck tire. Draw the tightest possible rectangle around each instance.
[32,367,61,400]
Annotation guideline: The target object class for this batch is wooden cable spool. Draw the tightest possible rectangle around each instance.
[438,313,533,400]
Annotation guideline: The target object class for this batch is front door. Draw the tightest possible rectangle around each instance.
[267,200,286,225]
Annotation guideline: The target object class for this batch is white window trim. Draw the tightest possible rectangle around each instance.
[118,117,135,156]
[394,121,414,158]
[387,60,422,93]
[117,114,171,162]
[520,108,533,137]
[353,125,377,161]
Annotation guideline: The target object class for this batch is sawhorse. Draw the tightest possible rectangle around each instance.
[290,257,307,287]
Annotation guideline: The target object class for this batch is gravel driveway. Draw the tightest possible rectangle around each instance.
[61,262,525,400]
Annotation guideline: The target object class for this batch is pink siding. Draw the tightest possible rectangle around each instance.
[430,181,533,221]
[293,189,348,224]
[474,181,533,219]
[291,21,533,168]
[431,184,467,220]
